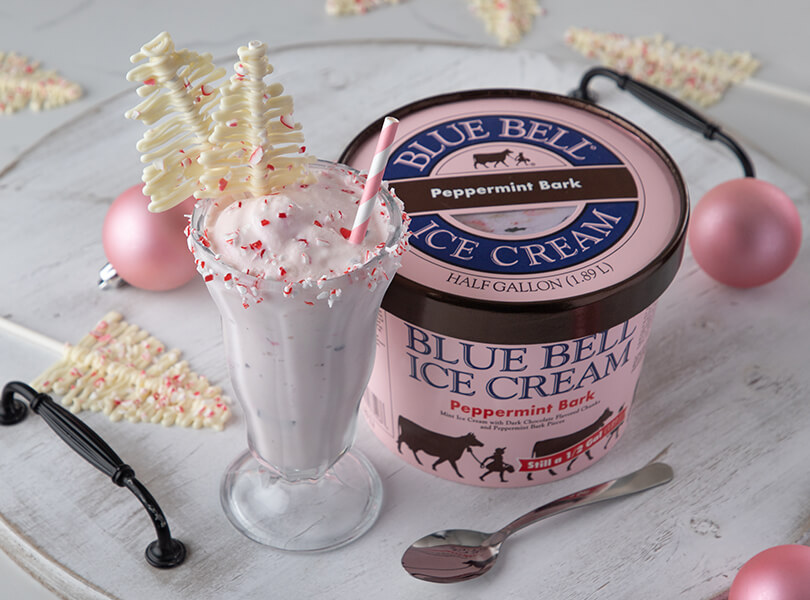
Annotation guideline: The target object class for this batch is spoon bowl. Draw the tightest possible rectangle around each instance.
[401,462,673,583]
[405,529,501,582]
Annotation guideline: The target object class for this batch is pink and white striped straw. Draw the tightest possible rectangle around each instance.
[348,116,399,245]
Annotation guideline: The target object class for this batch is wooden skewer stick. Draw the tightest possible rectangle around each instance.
[741,77,810,108]
[0,315,66,355]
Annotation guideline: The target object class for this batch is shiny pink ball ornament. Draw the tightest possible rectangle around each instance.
[102,184,198,291]
[689,178,802,288]
[729,544,810,600]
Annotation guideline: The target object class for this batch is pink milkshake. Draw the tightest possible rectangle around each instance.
[187,160,409,550]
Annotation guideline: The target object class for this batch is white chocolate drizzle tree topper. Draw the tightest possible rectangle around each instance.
[565,28,761,107]
[126,33,310,212]
[468,0,543,47]
[0,51,82,114]
[199,41,310,198]
[29,312,231,431]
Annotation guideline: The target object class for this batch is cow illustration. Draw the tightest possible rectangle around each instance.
[526,408,614,480]
[603,405,626,449]
[473,149,512,168]
[397,416,484,478]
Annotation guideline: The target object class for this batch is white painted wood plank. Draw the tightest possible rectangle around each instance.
[0,42,807,600]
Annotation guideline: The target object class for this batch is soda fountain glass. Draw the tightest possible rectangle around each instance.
[187,160,407,551]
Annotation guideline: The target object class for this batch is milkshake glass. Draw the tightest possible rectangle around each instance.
[187,160,408,551]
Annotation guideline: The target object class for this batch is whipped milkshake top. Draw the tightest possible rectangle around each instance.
[188,161,410,306]
[204,165,391,282]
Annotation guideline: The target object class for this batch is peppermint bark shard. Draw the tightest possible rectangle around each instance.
[125,32,225,212]
[31,312,231,430]
[565,28,760,106]
[325,0,401,15]
[468,0,543,46]
[0,51,82,114]
[199,40,311,199]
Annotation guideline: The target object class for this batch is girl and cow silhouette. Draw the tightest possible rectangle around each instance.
[472,148,532,169]
[396,405,624,484]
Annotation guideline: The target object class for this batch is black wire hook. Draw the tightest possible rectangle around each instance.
[571,66,756,178]
[0,381,186,569]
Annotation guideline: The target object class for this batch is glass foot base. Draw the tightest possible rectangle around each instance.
[220,448,383,552]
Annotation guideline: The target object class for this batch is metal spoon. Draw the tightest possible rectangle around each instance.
[401,462,673,583]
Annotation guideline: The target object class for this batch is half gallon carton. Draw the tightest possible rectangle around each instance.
[341,89,688,487]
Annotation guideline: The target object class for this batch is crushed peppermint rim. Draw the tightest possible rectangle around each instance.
[187,160,410,307]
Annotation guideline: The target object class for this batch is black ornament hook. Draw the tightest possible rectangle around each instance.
[571,66,756,178]
[0,381,186,569]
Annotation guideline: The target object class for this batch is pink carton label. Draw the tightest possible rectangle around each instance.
[363,303,657,487]
[347,96,683,303]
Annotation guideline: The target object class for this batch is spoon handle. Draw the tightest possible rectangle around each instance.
[492,462,673,543]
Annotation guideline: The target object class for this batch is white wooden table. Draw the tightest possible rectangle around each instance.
[1,7,809,600]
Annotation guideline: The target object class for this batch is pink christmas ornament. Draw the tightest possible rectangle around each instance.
[729,544,810,600]
[689,178,802,288]
[102,184,197,291]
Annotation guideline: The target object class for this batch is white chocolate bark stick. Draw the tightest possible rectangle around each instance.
[0,312,230,431]
[325,0,401,16]
[127,33,313,211]
[0,315,65,354]
[126,32,226,212]
[468,0,543,47]
[199,40,311,199]
[0,51,82,114]
[566,29,758,107]
[564,28,810,108]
